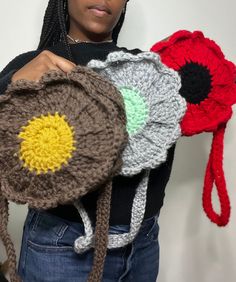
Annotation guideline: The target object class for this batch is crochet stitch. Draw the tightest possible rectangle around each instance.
[151,30,236,226]
[74,51,186,251]
[88,51,186,176]
[74,170,150,251]
[0,66,128,282]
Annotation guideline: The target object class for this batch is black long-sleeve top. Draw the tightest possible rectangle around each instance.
[0,41,176,225]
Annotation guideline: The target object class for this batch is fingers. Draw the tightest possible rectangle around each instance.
[11,50,77,83]
[46,51,76,73]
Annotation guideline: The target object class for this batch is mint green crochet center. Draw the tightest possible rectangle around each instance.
[119,87,149,135]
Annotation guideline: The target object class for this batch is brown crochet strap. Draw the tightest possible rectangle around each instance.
[0,193,21,282]
[87,181,112,282]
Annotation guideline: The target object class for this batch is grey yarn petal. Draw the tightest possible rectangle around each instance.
[73,170,150,251]
[87,51,187,176]
[74,51,187,254]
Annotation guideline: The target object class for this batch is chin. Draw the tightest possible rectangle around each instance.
[86,24,111,38]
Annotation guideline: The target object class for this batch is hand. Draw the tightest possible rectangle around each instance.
[12,50,76,82]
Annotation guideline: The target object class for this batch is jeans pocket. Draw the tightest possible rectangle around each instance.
[108,224,130,235]
[27,210,74,251]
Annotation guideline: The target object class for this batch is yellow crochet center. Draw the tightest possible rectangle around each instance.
[18,112,76,174]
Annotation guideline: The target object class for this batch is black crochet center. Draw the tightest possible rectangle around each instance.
[179,62,212,104]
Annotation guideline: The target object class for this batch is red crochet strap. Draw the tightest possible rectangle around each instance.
[203,123,231,226]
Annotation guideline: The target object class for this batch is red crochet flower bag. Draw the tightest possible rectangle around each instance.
[151,30,236,226]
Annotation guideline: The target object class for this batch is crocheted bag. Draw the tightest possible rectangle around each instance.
[73,51,186,251]
[0,66,128,282]
[151,30,236,226]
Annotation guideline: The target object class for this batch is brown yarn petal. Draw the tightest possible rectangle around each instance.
[0,65,128,282]
[0,66,127,207]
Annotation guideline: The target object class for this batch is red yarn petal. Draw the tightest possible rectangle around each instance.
[151,30,236,227]
[181,98,232,135]
[151,29,236,134]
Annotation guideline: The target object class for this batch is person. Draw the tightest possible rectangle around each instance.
[0,0,176,281]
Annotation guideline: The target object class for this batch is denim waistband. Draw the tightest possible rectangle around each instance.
[28,207,159,236]
[107,212,160,235]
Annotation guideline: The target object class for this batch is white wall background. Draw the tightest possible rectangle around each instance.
[0,1,236,281]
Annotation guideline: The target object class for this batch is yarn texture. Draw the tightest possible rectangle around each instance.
[151,30,236,226]
[74,51,186,252]
[88,51,187,176]
[0,66,128,282]
[74,170,150,251]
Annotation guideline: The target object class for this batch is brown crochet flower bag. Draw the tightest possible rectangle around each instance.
[0,65,127,282]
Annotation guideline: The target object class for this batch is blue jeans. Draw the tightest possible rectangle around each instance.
[18,208,160,282]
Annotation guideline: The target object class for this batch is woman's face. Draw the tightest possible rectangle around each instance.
[67,0,127,40]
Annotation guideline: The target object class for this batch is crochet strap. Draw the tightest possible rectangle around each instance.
[87,181,112,282]
[203,123,231,226]
[74,170,151,251]
[0,193,21,282]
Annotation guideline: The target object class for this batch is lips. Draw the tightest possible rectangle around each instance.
[88,4,111,15]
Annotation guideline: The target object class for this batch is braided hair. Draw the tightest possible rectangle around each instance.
[37,0,129,61]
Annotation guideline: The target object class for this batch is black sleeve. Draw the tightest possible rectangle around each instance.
[149,143,176,188]
[144,142,177,213]
[0,50,41,95]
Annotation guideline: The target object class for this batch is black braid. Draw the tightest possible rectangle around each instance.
[112,3,128,44]
[37,0,129,61]
[57,0,72,60]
